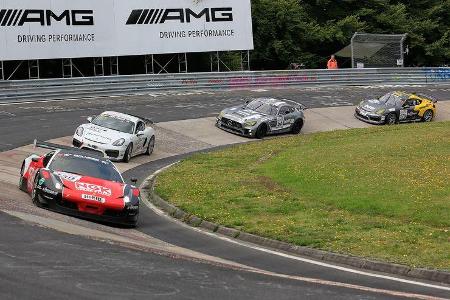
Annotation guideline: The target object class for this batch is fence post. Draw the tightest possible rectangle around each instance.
[0,61,4,80]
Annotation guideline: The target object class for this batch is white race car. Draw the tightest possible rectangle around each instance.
[72,111,156,162]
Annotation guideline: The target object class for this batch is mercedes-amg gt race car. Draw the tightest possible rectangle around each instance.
[73,111,156,162]
[355,91,437,125]
[19,141,140,227]
[216,98,306,138]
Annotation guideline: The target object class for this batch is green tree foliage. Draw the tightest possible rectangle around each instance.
[250,0,450,69]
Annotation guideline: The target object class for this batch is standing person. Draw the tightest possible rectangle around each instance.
[327,55,338,69]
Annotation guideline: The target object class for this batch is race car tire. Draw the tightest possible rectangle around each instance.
[31,176,43,208]
[385,113,397,125]
[291,119,304,134]
[422,110,434,122]
[18,163,27,192]
[255,124,268,139]
[145,136,155,155]
[123,143,133,163]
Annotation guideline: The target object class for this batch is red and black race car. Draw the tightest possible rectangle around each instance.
[19,141,140,227]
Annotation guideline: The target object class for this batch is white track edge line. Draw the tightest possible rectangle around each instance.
[141,173,450,292]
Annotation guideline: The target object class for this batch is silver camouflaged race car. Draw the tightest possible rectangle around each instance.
[216,98,306,138]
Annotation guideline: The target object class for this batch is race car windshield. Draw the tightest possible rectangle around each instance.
[49,154,123,183]
[379,93,404,106]
[246,100,277,115]
[92,115,135,134]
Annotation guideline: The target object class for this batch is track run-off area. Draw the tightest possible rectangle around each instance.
[0,85,449,300]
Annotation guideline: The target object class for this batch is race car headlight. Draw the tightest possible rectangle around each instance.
[376,108,386,115]
[244,120,257,127]
[75,127,84,137]
[112,138,126,146]
[218,111,225,119]
[124,196,131,204]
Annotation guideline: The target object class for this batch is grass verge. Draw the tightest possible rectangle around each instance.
[155,121,450,270]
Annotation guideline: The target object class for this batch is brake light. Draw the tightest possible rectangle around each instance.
[41,170,51,179]
[132,188,140,197]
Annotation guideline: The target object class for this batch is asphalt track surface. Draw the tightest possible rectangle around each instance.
[1,85,449,299]
[1,85,450,151]
[2,212,404,300]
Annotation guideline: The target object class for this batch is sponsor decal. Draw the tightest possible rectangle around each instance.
[127,205,139,211]
[284,119,295,125]
[55,171,81,182]
[1,8,95,47]
[126,8,233,25]
[127,7,236,40]
[0,9,94,27]
[42,187,58,196]
[75,182,111,196]
[38,178,45,186]
[81,194,105,203]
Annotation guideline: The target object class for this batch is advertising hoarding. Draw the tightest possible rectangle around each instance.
[0,0,254,60]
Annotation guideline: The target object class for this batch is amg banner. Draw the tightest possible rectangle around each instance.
[0,0,253,60]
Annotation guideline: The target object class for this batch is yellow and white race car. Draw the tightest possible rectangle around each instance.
[355,91,437,125]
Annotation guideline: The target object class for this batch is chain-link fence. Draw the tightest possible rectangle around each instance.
[351,33,407,68]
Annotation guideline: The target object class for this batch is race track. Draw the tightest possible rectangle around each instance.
[0,85,449,300]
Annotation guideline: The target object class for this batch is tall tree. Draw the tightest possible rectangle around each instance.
[250,0,450,69]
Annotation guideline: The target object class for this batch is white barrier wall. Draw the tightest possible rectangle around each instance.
[0,0,254,60]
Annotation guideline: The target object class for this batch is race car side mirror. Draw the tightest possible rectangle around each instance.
[136,131,145,137]
[130,178,138,184]
[87,117,93,123]
[32,157,40,163]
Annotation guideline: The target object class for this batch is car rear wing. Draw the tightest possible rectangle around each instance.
[283,99,308,111]
[414,93,438,103]
[33,140,106,158]
[128,114,154,125]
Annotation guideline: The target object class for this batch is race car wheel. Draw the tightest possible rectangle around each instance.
[123,143,133,163]
[18,163,27,192]
[422,110,434,122]
[31,177,43,208]
[291,120,304,134]
[386,113,397,125]
[255,124,268,139]
[145,136,155,155]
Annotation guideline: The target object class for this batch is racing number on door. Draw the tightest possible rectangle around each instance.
[399,109,408,120]
[276,116,284,128]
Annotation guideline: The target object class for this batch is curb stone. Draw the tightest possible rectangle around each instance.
[143,175,450,285]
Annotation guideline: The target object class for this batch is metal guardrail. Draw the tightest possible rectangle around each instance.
[0,67,449,102]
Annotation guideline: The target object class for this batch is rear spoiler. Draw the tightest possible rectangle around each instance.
[283,99,308,110]
[33,140,106,158]
[128,114,154,125]
[414,93,438,103]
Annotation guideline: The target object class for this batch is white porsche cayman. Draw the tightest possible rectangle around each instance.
[72,111,156,162]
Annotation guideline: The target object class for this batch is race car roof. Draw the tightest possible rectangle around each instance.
[101,111,141,124]
[253,97,301,108]
[392,91,435,102]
